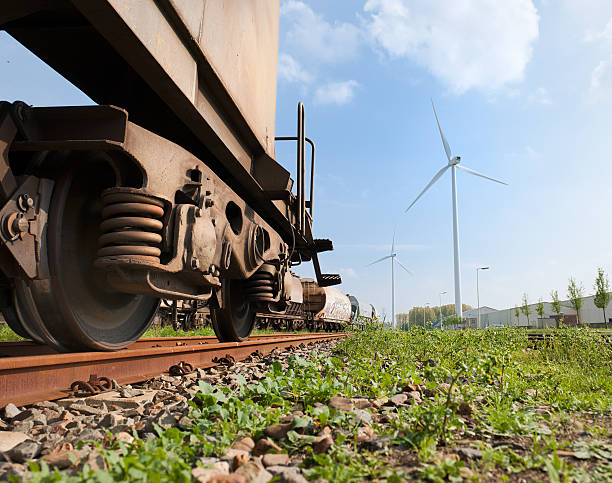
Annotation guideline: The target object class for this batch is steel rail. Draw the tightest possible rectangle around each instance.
[0,333,346,407]
[0,333,326,357]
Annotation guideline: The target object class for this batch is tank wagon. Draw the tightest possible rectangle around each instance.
[348,295,377,329]
[255,279,377,332]
[0,1,341,351]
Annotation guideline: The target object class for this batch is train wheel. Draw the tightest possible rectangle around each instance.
[2,283,46,344]
[10,162,159,351]
[211,279,255,341]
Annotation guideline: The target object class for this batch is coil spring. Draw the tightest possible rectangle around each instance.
[96,191,165,264]
[244,264,277,302]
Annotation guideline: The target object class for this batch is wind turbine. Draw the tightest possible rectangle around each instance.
[367,232,412,329]
[405,100,507,320]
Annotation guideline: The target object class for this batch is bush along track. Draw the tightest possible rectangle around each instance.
[5,327,612,482]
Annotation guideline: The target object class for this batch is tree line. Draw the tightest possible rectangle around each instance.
[517,267,610,329]
[397,303,473,327]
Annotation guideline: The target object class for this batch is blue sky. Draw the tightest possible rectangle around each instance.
[1,0,612,321]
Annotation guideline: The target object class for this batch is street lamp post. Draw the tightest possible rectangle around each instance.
[476,266,490,329]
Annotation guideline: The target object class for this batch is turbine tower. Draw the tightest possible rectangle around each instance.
[367,232,412,328]
[405,100,507,319]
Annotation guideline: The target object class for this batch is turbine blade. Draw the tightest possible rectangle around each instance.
[456,165,508,185]
[431,99,452,162]
[405,165,449,213]
[367,255,392,266]
[395,258,413,275]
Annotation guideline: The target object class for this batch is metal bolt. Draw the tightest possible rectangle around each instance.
[205,199,214,208]
[195,207,202,218]
[3,212,28,240]
[191,257,200,269]
[209,264,217,276]
[18,194,33,212]
[13,216,28,234]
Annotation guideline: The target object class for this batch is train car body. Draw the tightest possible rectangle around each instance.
[348,294,377,327]
[302,279,351,325]
[0,1,340,351]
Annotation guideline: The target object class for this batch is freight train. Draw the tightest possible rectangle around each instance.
[154,279,377,332]
[0,1,346,351]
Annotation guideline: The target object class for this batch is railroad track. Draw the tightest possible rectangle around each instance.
[0,333,346,407]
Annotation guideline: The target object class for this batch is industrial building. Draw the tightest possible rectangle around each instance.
[477,294,611,329]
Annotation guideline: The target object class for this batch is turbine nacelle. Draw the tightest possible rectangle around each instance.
[449,156,461,166]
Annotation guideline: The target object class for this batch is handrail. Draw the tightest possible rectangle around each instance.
[275,136,315,218]
[275,103,316,236]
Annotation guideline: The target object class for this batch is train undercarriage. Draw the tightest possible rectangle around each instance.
[0,1,344,352]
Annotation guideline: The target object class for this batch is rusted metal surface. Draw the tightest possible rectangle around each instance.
[168,361,194,376]
[0,333,331,357]
[0,2,342,352]
[70,374,113,397]
[0,333,346,407]
[2,1,291,235]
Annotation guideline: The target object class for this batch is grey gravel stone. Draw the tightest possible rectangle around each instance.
[264,422,292,439]
[43,409,62,423]
[120,387,145,398]
[11,408,41,423]
[458,447,482,459]
[33,401,60,411]
[234,458,272,483]
[69,404,106,416]
[262,453,289,466]
[0,462,26,481]
[3,404,21,420]
[361,436,392,452]
[389,393,408,406]
[266,466,309,483]
[0,431,28,452]
[12,421,34,433]
[6,439,41,463]
[328,396,354,411]
[148,410,177,430]
[31,414,47,426]
[352,409,372,425]
[98,413,123,429]
[72,428,105,442]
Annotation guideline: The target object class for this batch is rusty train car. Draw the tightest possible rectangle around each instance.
[0,1,343,351]
[257,278,353,332]
[154,279,378,333]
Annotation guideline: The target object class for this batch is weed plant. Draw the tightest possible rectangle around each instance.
[22,327,612,482]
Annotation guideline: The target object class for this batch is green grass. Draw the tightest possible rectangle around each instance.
[20,327,612,481]
[0,324,307,342]
[0,323,24,341]
[142,325,216,338]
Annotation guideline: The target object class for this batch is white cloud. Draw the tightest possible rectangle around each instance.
[339,268,358,278]
[278,53,313,84]
[527,87,552,105]
[362,0,540,93]
[589,53,612,101]
[281,1,361,63]
[314,80,359,105]
[584,17,612,102]
[584,17,612,43]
